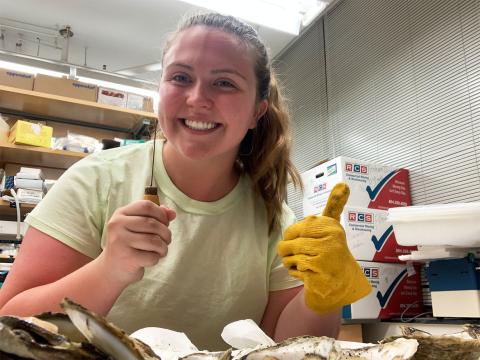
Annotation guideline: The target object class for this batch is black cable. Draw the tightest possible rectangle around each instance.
[150,118,158,187]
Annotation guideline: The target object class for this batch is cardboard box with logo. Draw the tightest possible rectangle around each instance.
[97,87,127,108]
[302,156,414,262]
[9,120,53,148]
[0,69,34,90]
[33,74,97,102]
[302,156,411,214]
[341,206,416,262]
[342,261,423,319]
[126,93,154,112]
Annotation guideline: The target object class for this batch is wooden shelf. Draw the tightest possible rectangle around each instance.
[0,85,157,132]
[0,199,35,218]
[0,142,87,169]
[0,255,15,263]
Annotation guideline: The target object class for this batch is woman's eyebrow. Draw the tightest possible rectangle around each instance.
[166,62,192,71]
[211,68,247,80]
[166,63,247,80]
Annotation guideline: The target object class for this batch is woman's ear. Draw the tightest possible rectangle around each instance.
[250,100,268,128]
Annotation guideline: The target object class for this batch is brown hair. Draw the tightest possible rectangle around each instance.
[162,13,302,233]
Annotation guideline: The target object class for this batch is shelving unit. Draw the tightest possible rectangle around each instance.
[0,84,157,133]
[0,199,35,218]
[0,85,154,219]
[0,142,87,169]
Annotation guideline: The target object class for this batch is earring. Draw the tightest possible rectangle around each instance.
[239,129,254,157]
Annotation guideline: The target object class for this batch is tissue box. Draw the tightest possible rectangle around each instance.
[8,120,53,148]
[342,206,416,262]
[342,261,423,320]
[302,156,411,216]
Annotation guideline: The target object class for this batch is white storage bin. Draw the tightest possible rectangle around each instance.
[387,203,480,247]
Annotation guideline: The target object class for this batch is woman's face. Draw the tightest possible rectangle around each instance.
[158,25,267,163]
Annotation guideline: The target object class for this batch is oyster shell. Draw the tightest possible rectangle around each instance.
[61,298,160,360]
[3,298,480,360]
[0,315,108,359]
[383,325,480,360]
[232,335,418,360]
[35,312,87,343]
[180,348,233,360]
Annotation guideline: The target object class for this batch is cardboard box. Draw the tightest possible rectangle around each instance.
[34,74,97,102]
[342,261,423,319]
[338,324,363,342]
[302,156,411,215]
[342,206,416,262]
[0,220,28,236]
[126,93,154,112]
[426,257,480,317]
[143,96,154,112]
[8,120,53,148]
[97,87,127,108]
[0,69,34,90]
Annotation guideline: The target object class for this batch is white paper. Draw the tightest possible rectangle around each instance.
[221,319,276,349]
[131,327,198,360]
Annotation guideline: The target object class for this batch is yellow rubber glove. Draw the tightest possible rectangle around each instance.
[277,182,372,314]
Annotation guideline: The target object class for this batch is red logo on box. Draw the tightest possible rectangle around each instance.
[348,211,373,222]
[346,162,368,174]
[313,183,327,193]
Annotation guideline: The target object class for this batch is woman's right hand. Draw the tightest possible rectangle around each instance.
[96,200,177,286]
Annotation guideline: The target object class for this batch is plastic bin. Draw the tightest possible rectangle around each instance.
[387,202,480,247]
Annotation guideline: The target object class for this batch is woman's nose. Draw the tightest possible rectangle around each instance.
[186,82,212,109]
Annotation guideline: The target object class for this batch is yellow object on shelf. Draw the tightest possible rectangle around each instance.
[8,120,53,148]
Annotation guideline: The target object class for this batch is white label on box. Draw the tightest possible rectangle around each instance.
[97,87,127,108]
[127,93,145,111]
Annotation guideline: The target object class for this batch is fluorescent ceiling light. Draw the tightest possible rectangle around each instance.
[180,0,302,35]
[179,0,331,35]
[0,60,64,77]
[301,1,329,27]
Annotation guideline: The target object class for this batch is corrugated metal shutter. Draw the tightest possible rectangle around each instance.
[275,21,331,219]
[277,0,480,219]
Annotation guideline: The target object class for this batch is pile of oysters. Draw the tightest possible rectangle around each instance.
[1,298,480,360]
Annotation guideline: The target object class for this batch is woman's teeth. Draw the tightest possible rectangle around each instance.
[184,119,217,130]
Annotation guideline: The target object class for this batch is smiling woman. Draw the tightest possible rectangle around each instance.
[0,12,346,351]
[159,26,264,179]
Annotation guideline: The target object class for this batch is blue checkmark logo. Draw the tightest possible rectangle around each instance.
[371,226,394,251]
[366,170,398,200]
[376,269,407,308]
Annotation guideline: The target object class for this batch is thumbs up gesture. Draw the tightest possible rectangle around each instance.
[277,183,371,314]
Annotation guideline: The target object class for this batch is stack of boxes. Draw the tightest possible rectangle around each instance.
[0,68,154,113]
[301,156,423,320]
[13,167,45,205]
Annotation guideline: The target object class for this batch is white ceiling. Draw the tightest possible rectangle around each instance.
[0,0,299,84]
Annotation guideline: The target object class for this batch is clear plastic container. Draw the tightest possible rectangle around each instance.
[387,202,480,247]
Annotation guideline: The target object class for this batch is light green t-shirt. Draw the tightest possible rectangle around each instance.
[26,140,302,350]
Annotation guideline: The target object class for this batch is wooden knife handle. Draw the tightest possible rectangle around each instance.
[144,186,160,205]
